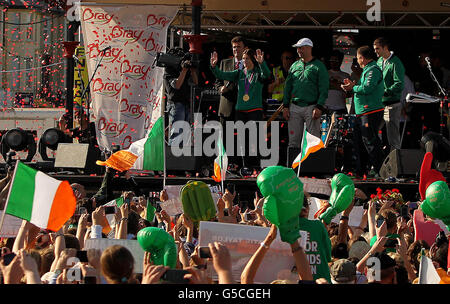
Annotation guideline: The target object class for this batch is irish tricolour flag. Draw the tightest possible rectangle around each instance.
[212,136,228,183]
[3,162,76,232]
[292,129,324,169]
[96,116,164,172]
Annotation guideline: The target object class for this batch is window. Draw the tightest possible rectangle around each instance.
[22,13,34,41]
[9,12,21,41]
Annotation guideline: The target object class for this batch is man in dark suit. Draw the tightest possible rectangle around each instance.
[215,36,247,125]
[214,36,247,175]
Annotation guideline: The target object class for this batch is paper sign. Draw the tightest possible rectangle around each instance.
[307,197,324,220]
[160,185,183,216]
[331,206,365,227]
[308,198,364,226]
[0,211,23,238]
[299,178,331,196]
[84,238,145,273]
[199,221,298,284]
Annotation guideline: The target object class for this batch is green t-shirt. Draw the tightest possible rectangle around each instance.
[298,217,332,282]
[369,233,400,253]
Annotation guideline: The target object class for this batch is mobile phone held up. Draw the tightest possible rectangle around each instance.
[161,269,189,283]
[2,252,16,266]
[105,206,116,215]
[199,246,212,259]
[376,215,385,228]
[76,250,89,263]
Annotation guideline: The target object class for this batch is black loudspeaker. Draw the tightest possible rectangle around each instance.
[165,145,211,172]
[54,143,100,174]
[286,147,336,175]
[379,149,425,179]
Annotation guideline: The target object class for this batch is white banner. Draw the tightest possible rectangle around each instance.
[84,238,145,273]
[199,221,298,284]
[80,5,178,150]
[299,178,331,196]
[0,211,23,238]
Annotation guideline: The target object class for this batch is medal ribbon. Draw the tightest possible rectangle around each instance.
[244,69,254,95]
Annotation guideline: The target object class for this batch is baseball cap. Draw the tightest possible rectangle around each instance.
[348,241,371,261]
[330,259,356,283]
[292,38,313,48]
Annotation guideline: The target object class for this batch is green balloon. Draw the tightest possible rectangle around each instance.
[137,227,177,268]
[421,181,450,229]
[257,166,304,244]
[320,173,355,224]
[180,181,216,223]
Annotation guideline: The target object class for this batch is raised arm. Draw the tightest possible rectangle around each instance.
[209,242,234,284]
[290,239,314,281]
[241,224,277,284]
[50,227,66,272]
[117,203,129,239]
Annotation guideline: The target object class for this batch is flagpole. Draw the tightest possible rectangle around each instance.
[163,115,167,190]
[220,130,224,194]
[297,122,306,177]
[0,161,20,234]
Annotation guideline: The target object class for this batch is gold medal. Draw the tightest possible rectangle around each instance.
[243,94,250,102]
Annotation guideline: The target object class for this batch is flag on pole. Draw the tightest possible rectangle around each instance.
[418,249,442,284]
[212,136,228,183]
[4,162,76,232]
[292,129,324,169]
[96,116,165,172]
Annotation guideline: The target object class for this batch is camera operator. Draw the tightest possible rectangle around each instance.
[163,47,198,146]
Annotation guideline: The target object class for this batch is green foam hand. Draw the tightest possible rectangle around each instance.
[180,181,216,223]
[257,166,304,244]
[319,173,355,224]
[137,227,177,268]
[420,181,450,229]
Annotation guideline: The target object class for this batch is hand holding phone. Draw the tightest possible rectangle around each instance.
[161,269,189,283]
[1,252,16,266]
[376,215,385,228]
[199,246,212,259]
[76,250,88,263]
[104,206,116,214]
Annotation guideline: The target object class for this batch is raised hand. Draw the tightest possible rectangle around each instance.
[255,49,264,64]
[141,251,168,284]
[208,242,233,283]
[0,252,24,284]
[210,51,218,68]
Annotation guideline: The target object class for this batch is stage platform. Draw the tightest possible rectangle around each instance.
[47,173,422,203]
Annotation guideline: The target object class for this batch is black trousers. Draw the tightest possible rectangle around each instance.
[234,110,263,169]
[354,111,385,174]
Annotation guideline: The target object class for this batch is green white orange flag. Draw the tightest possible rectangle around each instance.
[96,116,165,172]
[3,162,76,232]
[292,129,324,169]
[212,136,228,183]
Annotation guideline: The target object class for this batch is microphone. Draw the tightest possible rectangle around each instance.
[425,56,431,66]
[100,46,111,53]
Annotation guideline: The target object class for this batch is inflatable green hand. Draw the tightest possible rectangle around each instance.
[320,173,355,224]
[180,181,216,223]
[137,227,177,268]
[257,166,304,244]
[421,181,450,230]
